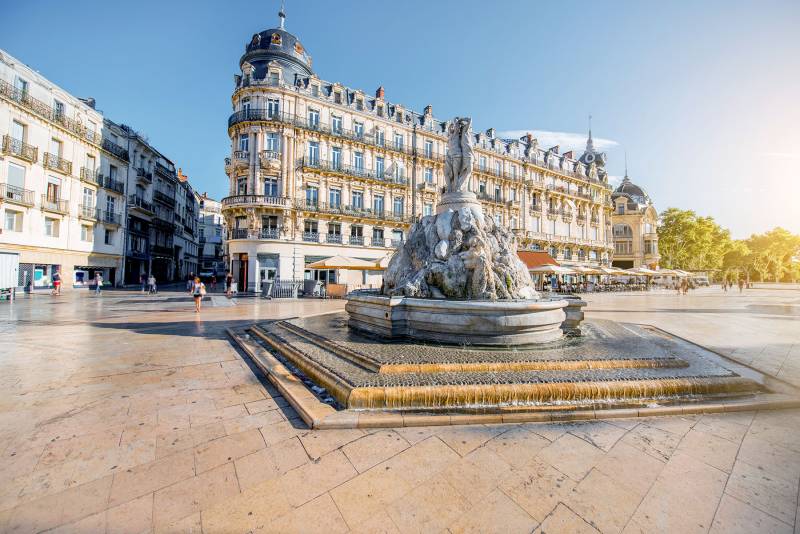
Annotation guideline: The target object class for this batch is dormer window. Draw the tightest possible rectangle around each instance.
[396,112,403,124]
[311,84,319,97]
[334,91,342,104]
[268,70,280,85]
[377,105,384,117]
[356,98,364,111]
[271,33,282,45]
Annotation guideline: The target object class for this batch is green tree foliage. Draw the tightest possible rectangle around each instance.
[657,208,732,271]
[743,228,800,282]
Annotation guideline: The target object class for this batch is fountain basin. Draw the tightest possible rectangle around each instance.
[346,294,569,345]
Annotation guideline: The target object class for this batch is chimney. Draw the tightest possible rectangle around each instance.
[486,128,495,139]
[177,168,188,182]
[80,97,96,109]
[375,86,385,99]
[563,150,573,159]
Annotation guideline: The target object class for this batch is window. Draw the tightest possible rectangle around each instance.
[311,84,319,97]
[236,176,247,195]
[394,133,403,149]
[377,105,384,117]
[423,203,432,217]
[373,195,384,213]
[109,165,118,182]
[353,151,363,170]
[334,91,342,104]
[510,189,516,201]
[304,220,318,234]
[329,188,341,207]
[81,225,94,242]
[53,99,65,119]
[495,161,502,176]
[264,177,278,197]
[44,217,59,237]
[14,77,28,95]
[424,167,433,183]
[307,141,319,164]
[350,225,363,239]
[307,109,320,127]
[263,215,278,231]
[392,229,404,243]
[241,97,251,114]
[82,188,94,213]
[510,165,517,179]
[11,120,25,142]
[424,140,433,158]
[396,111,403,123]
[268,71,280,85]
[331,147,342,169]
[4,209,22,232]
[238,134,249,152]
[549,246,558,258]
[375,156,385,176]
[564,248,572,260]
[617,203,624,215]
[7,162,25,191]
[376,129,384,146]
[267,98,279,117]
[86,154,96,173]
[494,186,501,201]
[50,138,63,157]
[480,156,487,171]
[354,121,364,139]
[394,163,404,180]
[46,176,61,201]
[265,132,279,152]
[494,214,501,226]
[104,229,114,245]
[356,98,364,111]
[352,191,363,209]
[479,181,486,194]
[332,115,342,134]
[393,197,404,215]
[613,224,633,238]
[372,227,384,240]
[306,186,319,205]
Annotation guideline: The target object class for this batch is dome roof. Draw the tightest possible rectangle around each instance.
[612,176,651,206]
[240,24,314,81]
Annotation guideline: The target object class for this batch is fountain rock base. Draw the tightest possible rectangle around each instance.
[346,294,568,345]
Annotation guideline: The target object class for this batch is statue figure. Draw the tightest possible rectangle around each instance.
[444,117,474,193]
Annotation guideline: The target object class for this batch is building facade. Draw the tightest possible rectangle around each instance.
[0,48,201,290]
[0,49,126,289]
[610,175,660,269]
[196,192,226,275]
[222,15,614,291]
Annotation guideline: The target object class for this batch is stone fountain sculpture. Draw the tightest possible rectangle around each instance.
[346,117,568,345]
[383,117,538,301]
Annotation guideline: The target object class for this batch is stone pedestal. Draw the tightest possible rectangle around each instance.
[436,191,482,216]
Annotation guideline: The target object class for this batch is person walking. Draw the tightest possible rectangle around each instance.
[210,275,217,293]
[140,273,146,293]
[225,271,234,298]
[148,274,157,294]
[94,272,103,295]
[52,270,62,296]
[187,272,194,292]
[191,276,206,313]
[738,278,744,293]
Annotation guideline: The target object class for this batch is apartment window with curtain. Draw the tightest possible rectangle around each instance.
[236,176,247,195]
[354,122,364,138]
[393,197,404,215]
[331,147,341,169]
[307,109,320,127]
[394,133,403,149]
[353,152,363,170]
[373,195,384,213]
[305,186,318,206]
[241,97,251,114]
[423,203,432,216]
[329,188,341,208]
[267,98,279,117]
[424,140,433,158]
[238,134,249,152]
[265,132,279,152]
[375,156,384,176]
[375,128,384,146]
[480,156,487,170]
[332,115,342,134]
[307,141,319,164]
[424,168,433,183]
[264,177,278,197]
[352,191,363,209]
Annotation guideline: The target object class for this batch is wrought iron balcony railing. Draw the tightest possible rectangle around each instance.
[136,167,152,182]
[0,79,103,148]
[102,139,129,162]
[43,153,72,175]
[78,204,98,219]
[302,231,319,243]
[41,195,69,214]
[153,189,176,207]
[0,183,35,206]
[98,209,121,225]
[296,200,414,223]
[233,150,249,162]
[1,135,38,162]
[260,150,280,163]
[155,162,176,179]
[221,195,289,208]
[299,157,407,186]
[128,194,153,213]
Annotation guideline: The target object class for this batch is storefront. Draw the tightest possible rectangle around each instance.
[73,266,117,288]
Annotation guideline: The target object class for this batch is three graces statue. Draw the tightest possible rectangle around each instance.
[444,117,474,194]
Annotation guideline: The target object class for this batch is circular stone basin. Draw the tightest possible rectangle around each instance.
[346,294,569,346]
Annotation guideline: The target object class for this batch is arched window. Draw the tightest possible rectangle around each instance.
[613,224,633,238]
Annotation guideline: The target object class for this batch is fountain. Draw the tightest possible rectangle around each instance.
[346,117,569,345]
[227,116,799,427]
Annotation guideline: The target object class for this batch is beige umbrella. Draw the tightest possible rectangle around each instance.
[306,255,379,270]
[529,265,577,275]
[573,266,603,275]
[373,253,393,270]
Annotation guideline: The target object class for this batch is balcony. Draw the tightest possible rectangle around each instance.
[136,167,152,183]
[78,204,98,220]
[97,174,125,194]
[260,150,281,167]
[155,162,176,179]
[417,181,439,193]
[0,183,35,206]
[590,216,600,226]
[349,235,365,246]
[296,200,414,224]
[98,209,121,226]
[260,228,280,239]
[326,233,343,244]
[41,195,69,214]
[303,231,319,243]
[80,167,100,184]
[43,153,73,175]
[150,244,174,256]
[477,192,505,205]
[153,189,176,207]
[562,210,573,222]
[102,139,129,162]
[0,79,104,148]
[299,157,407,186]
[1,135,38,163]
[529,204,542,215]
[576,214,587,225]
[221,195,289,209]
[128,194,154,214]
[233,150,249,164]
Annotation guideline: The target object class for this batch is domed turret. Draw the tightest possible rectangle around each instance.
[240,9,313,83]
[612,176,651,206]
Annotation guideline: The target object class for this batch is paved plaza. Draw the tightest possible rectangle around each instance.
[0,288,798,533]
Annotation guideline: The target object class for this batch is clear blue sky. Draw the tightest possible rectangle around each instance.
[5,0,799,238]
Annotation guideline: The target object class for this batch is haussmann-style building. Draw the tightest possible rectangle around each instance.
[222,12,615,291]
[610,174,660,269]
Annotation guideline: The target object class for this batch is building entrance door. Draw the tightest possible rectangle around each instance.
[238,253,248,291]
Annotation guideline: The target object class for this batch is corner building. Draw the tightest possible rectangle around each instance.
[610,175,659,269]
[223,15,614,291]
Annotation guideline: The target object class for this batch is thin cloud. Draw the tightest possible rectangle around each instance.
[607,174,624,187]
[498,129,619,151]
[758,152,800,159]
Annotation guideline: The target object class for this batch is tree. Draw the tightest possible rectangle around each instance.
[745,228,800,282]
[657,208,732,271]
[722,241,752,282]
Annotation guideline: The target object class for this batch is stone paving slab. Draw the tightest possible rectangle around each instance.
[0,289,798,532]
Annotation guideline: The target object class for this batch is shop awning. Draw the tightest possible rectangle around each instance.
[305,255,380,270]
[517,251,559,270]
